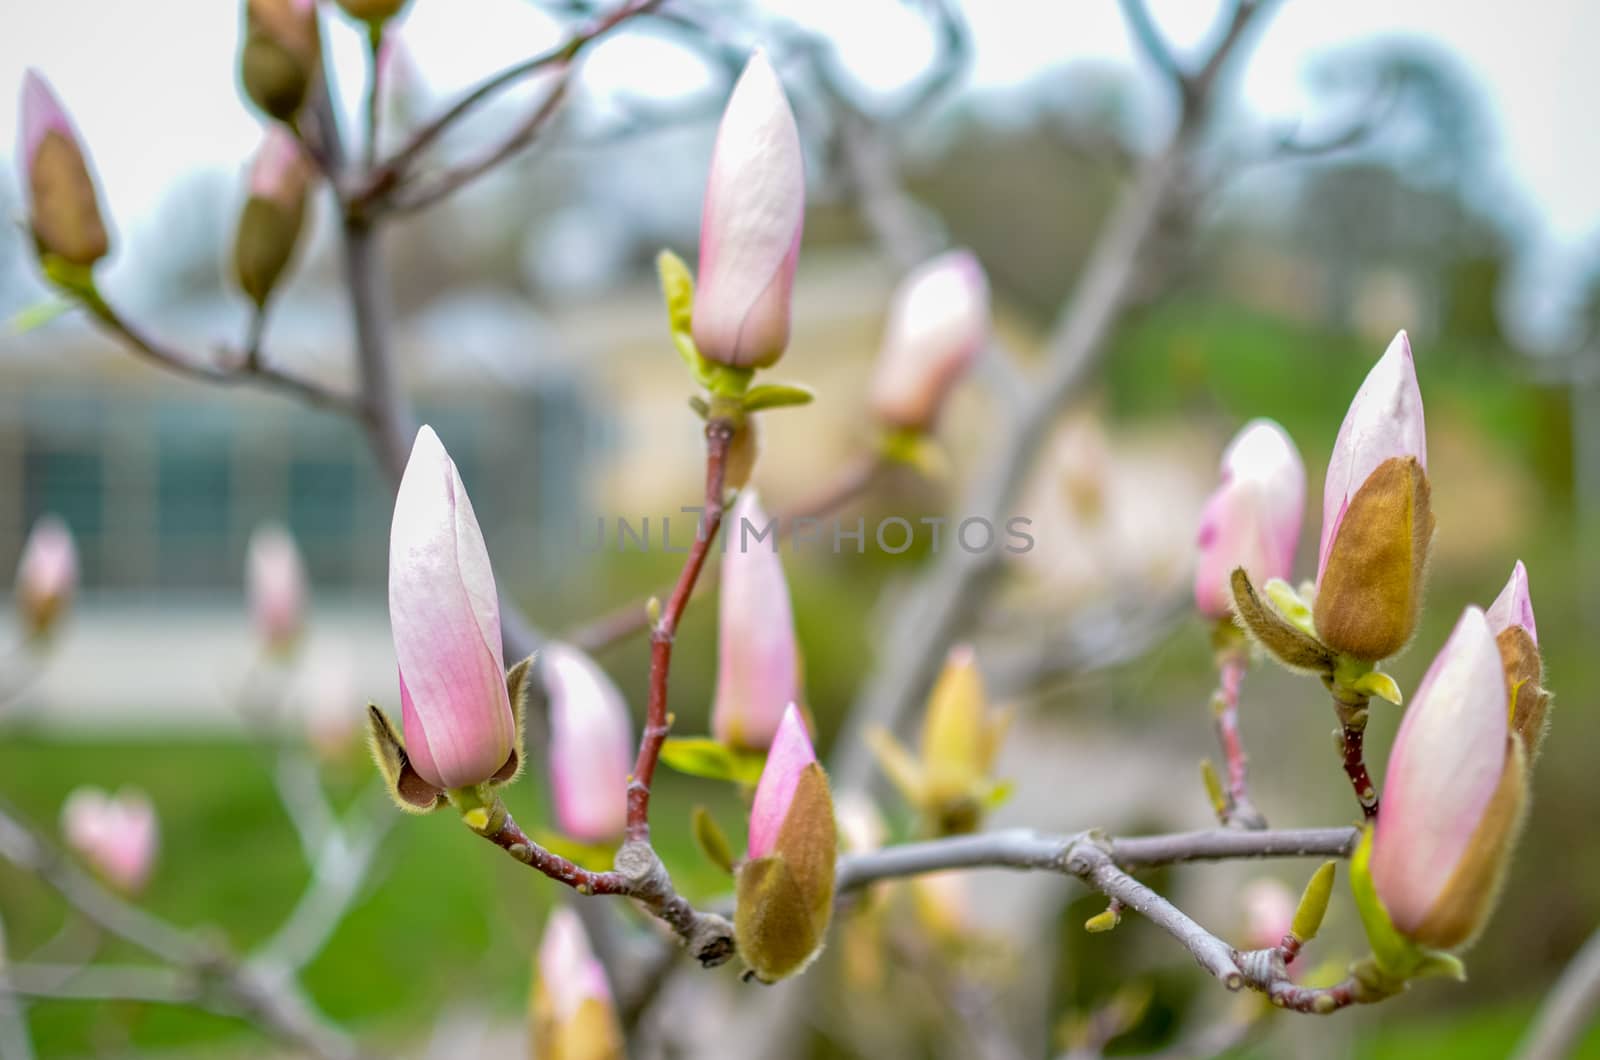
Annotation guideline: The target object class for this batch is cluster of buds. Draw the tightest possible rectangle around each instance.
[541,643,633,845]
[868,646,1011,835]
[239,0,321,124]
[18,71,108,273]
[234,129,315,309]
[713,492,801,752]
[15,514,78,642]
[869,251,991,437]
[61,787,159,895]
[735,704,837,983]
[367,427,525,813]
[531,908,623,1060]
[247,522,307,656]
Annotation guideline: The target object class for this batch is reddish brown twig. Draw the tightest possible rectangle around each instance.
[1211,651,1266,829]
[1326,684,1379,820]
[626,418,735,842]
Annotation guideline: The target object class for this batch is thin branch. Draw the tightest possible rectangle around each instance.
[1328,687,1379,819]
[0,914,36,1060]
[1210,650,1266,829]
[5,963,199,1006]
[1515,922,1600,1060]
[1117,0,1189,100]
[627,417,734,841]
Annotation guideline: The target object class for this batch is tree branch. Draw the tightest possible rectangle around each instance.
[1515,922,1600,1060]
[1210,650,1266,829]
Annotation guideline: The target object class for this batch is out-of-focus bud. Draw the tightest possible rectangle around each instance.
[234,129,314,308]
[335,0,409,22]
[867,645,1010,835]
[1193,419,1305,620]
[247,522,307,656]
[380,426,517,802]
[1313,332,1432,661]
[1486,560,1548,760]
[542,643,632,844]
[1368,607,1527,952]
[61,787,158,895]
[15,514,78,641]
[869,251,990,433]
[18,71,109,269]
[910,870,973,945]
[240,0,321,124]
[1241,878,1296,951]
[833,794,886,855]
[723,416,760,490]
[713,492,799,750]
[691,50,805,370]
[736,703,836,983]
[530,907,623,1060]
[300,655,360,762]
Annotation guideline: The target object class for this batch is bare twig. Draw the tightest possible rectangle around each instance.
[1327,686,1379,819]
[0,914,36,1060]
[1211,650,1266,829]
[1515,922,1600,1060]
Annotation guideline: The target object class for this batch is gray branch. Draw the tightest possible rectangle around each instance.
[1515,922,1600,1060]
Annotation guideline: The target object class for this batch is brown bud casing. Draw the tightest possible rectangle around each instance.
[531,994,623,1060]
[29,133,108,267]
[734,763,836,982]
[1496,626,1550,761]
[336,0,409,20]
[233,188,308,308]
[1313,456,1433,661]
[241,0,321,123]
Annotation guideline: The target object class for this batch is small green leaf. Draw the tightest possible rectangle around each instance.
[692,805,737,875]
[1409,951,1467,982]
[982,779,1016,810]
[1292,861,1337,943]
[659,736,766,785]
[1084,906,1121,933]
[1264,577,1317,637]
[1350,670,1404,706]
[741,382,814,413]
[656,249,695,337]
[879,428,948,479]
[7,299,73,335]
[1199,760,1228,820]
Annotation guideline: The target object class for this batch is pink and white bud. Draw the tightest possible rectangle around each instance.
[1193,419,1305,619]
[532,907,622,1059]
[19,70,109,268]
[748,703,817,860]
[61,787,158,894]
[713,492,799,751]
[1241,878,1296,951]
[300,655,360,761]
[388,426,515,791]
[1486,560,1536,644]
[869,251,990,432]
[1317,331,1427,580]
[1370,606,1526,949]
[691,50,805,369]
[542,643,633,843]
[16,514,78,639]
[247,523,307,654]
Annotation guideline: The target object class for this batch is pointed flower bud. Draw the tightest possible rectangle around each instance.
[1486,561,1548,759]
[387,426,516,793]
[542,644,633,844]
[869,251,990,432]
[531,907,623,1060]
[691,50,805,369]
[247,523,307,655]
[713,492,799,751]
[61,787,158,895]
[234,128,314,308]
[1193,419,1305,620]
[240,0,321,123]
[1314,331,1432,661]
[19,71,109,268]
[16,514,78,640]
[1369,607,1527,951]
[1241,878,1296,951]
[736,703,836,982]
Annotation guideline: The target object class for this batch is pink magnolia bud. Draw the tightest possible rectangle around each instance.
[235,128,314,308]
[388,426,515,791]
[869,251,990,432]
[748,703,818,860]
[1241,878,1296,951]
[542,644,633,843]
[691,50,805,369]
[247,523,307,655]
[241,0,322,123]
[16,514,78,639]
[61,787,158,894]
[1313,331,1432,661]
[1193,419,1305,619]
[1486,560,1536,644]
[19,70,109,268]
[1487,560,1548,759]
[712,492,799,751]
[300,655,360,761]
[532,907,623,1059]
[1370,606,1526,950]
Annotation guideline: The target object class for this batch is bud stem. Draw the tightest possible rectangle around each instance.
[1327,684,1380,820]
[1210,648,1266,829]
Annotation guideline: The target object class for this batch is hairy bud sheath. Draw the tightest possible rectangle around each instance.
[542,644,632,843]
[18,71,109,268]
[736,704,836,983]
[387,426,516,792]
[692,50,805,369]
[1486,560,1548,759]
[1370,607,1527,951]
[240,0,321,123]
[335,0,409,22]
[61,787,158,895]
[531,908,623,1060]
[1194,419,1305,620]
[247,522,307,655]
[713,492,800,751]
[15,514,78,640]
[234,128,314,308]
[1314,331,1432,661]
[869,251,990,432]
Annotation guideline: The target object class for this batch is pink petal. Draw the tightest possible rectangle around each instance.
[538,907,613,1021]
[1370,607,1508,933]
[544,643,633,843]
[247,523,307,648]
[19,70,75,169]
[1193,419,1304,618]
[1484,560,1536,645]
[17,514,78,606]
[869,250,990,429]
[712,492,799,750]
[747,703,816,859]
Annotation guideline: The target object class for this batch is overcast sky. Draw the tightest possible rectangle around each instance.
[3,0,1597,341]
